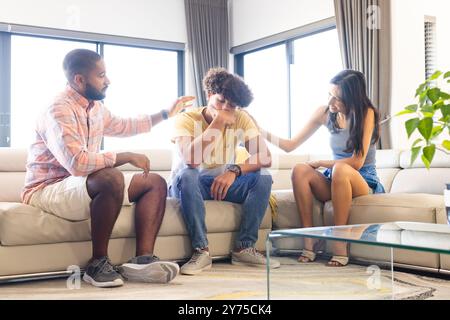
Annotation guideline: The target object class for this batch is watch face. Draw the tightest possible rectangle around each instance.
[227,165,240,176]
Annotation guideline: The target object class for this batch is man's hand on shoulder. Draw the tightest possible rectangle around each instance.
[167,96,196,118]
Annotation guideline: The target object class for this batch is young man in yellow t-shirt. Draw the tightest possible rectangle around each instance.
[170,68,280,275]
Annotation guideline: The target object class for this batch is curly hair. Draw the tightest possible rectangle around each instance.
[202,68,253,107]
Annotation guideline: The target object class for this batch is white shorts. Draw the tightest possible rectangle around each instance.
[30,173,135,221]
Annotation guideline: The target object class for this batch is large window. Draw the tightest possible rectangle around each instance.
[102,45,179,150]
[11,36,96,148]
[0,26,183,149]
[243,44,289,138]
[238,28,342,154]
[290,29,342,154]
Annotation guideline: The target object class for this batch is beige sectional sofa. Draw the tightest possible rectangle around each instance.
[0,148,449,281]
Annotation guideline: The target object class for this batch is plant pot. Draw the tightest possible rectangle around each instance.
[445,184,450,225]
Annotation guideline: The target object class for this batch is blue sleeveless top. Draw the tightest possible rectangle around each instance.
[326,114,376,166]
[323,113,385,194]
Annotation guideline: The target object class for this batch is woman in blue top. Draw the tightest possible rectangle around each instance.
[261,70,385,266]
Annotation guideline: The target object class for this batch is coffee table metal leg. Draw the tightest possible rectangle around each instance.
[391,247,395,300]
[266,235,271,300]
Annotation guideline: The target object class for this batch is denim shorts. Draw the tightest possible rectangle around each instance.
[323,164,385,194]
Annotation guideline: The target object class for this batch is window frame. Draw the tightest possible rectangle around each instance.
[0,23,185,147]
[233,18,337,140]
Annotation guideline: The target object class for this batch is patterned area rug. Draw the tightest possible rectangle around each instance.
[0,257,447,300]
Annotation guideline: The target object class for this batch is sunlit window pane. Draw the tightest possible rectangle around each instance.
[243,44,289,140]
[290,29,342,154]
[11,36,96,148]
[102,45,178,150]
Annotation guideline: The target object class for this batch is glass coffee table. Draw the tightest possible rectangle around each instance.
[266,221,450,300]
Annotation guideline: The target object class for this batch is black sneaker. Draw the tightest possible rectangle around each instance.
[82,256,124,288]
[118,255,179,283]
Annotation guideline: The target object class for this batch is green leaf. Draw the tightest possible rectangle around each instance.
[421,154,431,169]
[396,110,415,116]
[416,83,427,97]
[427,71,442,81]
[412,138,423,147]
[442,105,450,118]
[411,146,421,165]
[427,88,441,103]
[419,90,428,106]
[420,104,435,114]
[441,91,450,100]
[405,118,420,138]
[444,71,450,79]
[431,126,443,139]
[422,144,436,169]
[406,104,418,112]
[443,140,450,151]
[418,117,433,140]
[432,100,444,110]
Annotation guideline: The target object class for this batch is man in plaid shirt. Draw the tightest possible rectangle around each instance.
[23,49,194,288]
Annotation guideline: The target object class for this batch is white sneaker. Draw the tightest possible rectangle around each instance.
[119,255,179,283]
[180,250,212,275]
[232,247,281,269]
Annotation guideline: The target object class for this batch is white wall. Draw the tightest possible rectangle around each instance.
[0,0,187,43]
[390,0,450,149]
[230,0,335,47]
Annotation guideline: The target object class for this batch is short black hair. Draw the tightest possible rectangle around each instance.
[202,68,253,107]
[63,49,101,83]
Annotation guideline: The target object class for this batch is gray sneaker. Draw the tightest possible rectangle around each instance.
[231,247,281,269]
[180,250,212,275]
[118,255,179,283]
[83,256,124,288]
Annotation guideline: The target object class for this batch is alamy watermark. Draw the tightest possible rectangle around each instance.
[367,5,381,30]
[66,5,81,29]
[66,265,81,290]
[366,265,382,290]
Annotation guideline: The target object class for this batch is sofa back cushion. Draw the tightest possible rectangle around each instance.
[390,168,450,195]
[390,150,450,195]
[1,147,449,202]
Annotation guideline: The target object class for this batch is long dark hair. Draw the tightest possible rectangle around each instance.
[329,70,380,156]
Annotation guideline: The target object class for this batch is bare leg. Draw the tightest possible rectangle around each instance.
[291,163,331,260]
[330,162,370,266]
[127,173,167,257]
[87,168,125,259]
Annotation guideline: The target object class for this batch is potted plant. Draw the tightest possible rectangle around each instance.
[396,70,450,168]
[397,70,450,224]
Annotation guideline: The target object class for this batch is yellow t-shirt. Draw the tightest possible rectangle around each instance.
[171,107,260,174]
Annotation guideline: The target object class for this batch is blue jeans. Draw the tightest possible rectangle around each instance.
[169,167,272,250]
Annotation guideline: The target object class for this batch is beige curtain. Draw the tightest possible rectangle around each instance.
[334,0,392,149]
[185,0,229,106]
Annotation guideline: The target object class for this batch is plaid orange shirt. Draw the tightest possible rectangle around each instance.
[22,86,152,204]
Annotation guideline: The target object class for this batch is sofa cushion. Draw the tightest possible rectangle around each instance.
[376,168,400,193]
[0,199,272,246]
[0,172,27,202]
[400,149,450,169]
[272,190,323,229]
[0,148,27,171]
[389,168,450,195]
[323,193,446,226]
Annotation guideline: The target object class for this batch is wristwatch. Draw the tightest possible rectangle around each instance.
[226,164,242,178]
[161,109,169,120]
